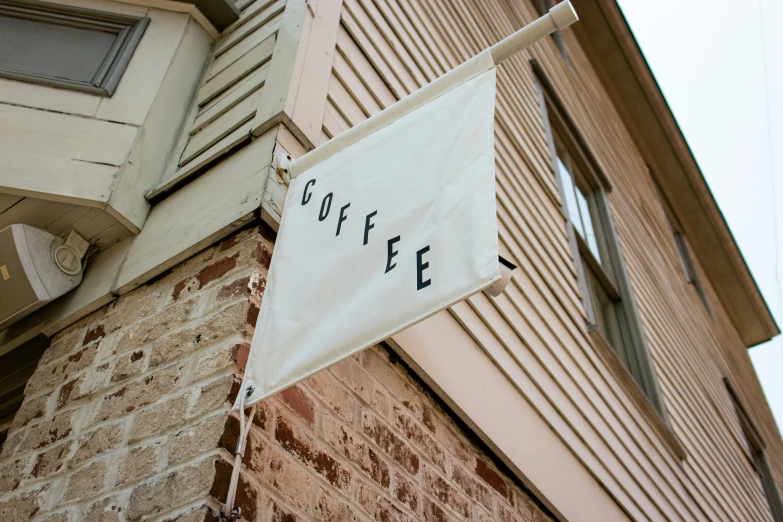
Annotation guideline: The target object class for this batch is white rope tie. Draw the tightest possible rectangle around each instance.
[220,387,256,521]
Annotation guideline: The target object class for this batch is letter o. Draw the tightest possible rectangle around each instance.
[319,193,333,221]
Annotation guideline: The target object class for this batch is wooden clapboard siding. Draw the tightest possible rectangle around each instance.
[312,0,782,520]
[171,0,284,182]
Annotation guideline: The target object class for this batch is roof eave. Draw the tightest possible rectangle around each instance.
[570,0,779,347]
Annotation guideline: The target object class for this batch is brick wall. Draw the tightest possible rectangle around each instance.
[0,224,553,522]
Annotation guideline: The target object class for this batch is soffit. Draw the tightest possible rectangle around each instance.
[174,0,239,31]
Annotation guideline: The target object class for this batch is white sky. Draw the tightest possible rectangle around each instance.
[616,0,783,431]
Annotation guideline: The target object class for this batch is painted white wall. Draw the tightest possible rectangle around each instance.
[617,0,783,430]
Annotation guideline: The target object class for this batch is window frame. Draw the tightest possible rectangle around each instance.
[724,378,783,522]
[532,60,666,417]
[0,0,149,96]
[651,177,712,315]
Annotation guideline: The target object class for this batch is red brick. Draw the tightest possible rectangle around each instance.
[96,363,186,422]
[210,458,263,522]
[173,253,239,300]
[246,302,260,328]
[252,400,272,432]
[278,385,315,426]
[274,416,351,492]
[362,349,422,418]
[422,497,448,522]
[57,378,79,409]
[361,410,419,476]
[451,463,493,512]
[394,471,420,514]
[304,370,354,422]
[219,234,240,252]
[475,458,512,504]
[32,440,71,478]
[271,500,299,522]
[0,455,30,492]
[40,327,86,366]
[216,276,251,303]
[314,489,362,522]
[394,406,445,471]
[323,416,389,488]
[0,485,50,520]
[423,466,471,520]
[110,350,146,384]
[26,344,99,396]
[330,358,388,416]
[11,392,50,429]
[83,324,106,346]
[422,406,436,432]
[237,342,251,370]
[499,502,523,522]
[20,410,76,451]
[357,482,415,522]
[424,406,470,464]
[264,446,314,510]
[253,241,272,268]
[515,491,536,522]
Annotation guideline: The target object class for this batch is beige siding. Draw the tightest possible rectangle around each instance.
[309,0,783,521]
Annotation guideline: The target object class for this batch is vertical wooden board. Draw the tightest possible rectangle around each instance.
[285,0,344,148]
[250,0,311,139]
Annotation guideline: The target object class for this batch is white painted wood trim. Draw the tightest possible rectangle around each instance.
[0,127,280,350]
[389,311,632,522]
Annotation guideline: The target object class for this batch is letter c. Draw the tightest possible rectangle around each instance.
[301,179,316,205]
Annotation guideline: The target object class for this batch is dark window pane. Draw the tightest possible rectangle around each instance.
[586,260,625,358]
[0,14,116,83]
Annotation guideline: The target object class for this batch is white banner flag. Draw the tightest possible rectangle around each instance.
[238,57,499,407]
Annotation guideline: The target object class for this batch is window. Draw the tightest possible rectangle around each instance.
[725,378,783,522]
[532,0,568,60]
[653,181,711,313]
[535,65,664,414]
[0,0,148,95]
